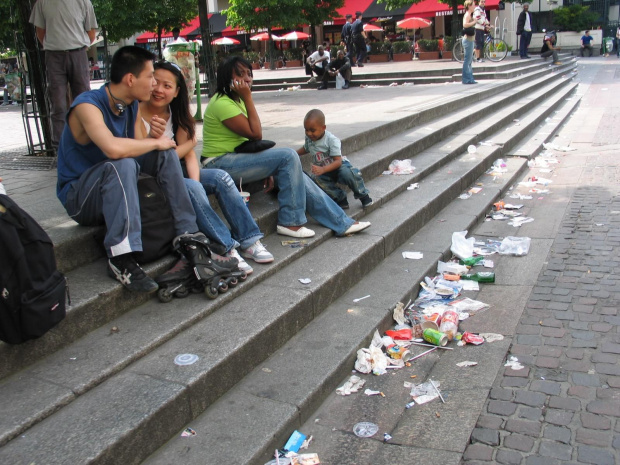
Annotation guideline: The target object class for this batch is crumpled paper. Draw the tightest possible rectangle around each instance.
[336,375,366,395]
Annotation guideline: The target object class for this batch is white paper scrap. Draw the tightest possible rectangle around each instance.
[456,361,478,367]
[402,251,423,260]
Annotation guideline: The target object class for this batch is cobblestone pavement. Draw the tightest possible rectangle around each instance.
[463,59,620,465]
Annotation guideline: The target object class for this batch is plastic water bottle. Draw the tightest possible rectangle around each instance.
[461,271,495,283]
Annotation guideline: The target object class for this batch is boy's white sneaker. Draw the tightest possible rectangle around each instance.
[227,248,253,274]
[241,240,274,263]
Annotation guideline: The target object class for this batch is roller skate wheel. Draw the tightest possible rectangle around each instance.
[228,277,238,288]
[218,280,228,293]
[205,286,218,299]
[175,287,190,298]
[157,288,174,303]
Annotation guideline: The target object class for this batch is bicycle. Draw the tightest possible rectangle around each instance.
[453,31,508,63]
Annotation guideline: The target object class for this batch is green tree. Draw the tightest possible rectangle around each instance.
[0,0,18,52]
[142,0,198,59]
[301,0,345,48]
[552,5,599,32]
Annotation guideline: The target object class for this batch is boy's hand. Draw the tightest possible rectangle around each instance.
[149,115,166,139]
[311,165,325,176]
[263,176,275,192]
[155,136,177,151]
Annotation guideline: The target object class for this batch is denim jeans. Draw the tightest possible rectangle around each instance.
[462,37,475,84]
[207,148,354,235]
[64,149,198,257]
[185,169,263,253]
[310,160,369,204]
[519,31,532,57]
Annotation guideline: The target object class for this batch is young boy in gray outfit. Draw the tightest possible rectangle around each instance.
[297,109,372,209]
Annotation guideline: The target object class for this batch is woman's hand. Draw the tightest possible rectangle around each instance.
[149,115,166,139]
[230,79,252,101]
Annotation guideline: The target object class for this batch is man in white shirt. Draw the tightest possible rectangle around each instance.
[473,0,489,63]
[306,45,330,87]
[516,3,533,59]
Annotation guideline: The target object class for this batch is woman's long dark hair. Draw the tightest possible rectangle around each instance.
[154,61,195,140]
[216,56,253,100]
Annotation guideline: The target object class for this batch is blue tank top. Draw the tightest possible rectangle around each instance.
[56,85,138,205]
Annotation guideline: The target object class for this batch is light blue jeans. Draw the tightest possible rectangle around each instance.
[185,169,262,254]
[207,147,354,235]
[462,37,475,84]
[310,160,369,204]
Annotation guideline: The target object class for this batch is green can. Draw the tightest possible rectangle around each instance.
[423,328,448,347]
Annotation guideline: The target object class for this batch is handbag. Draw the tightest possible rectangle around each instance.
[463,27,475,37]
[234,139,276,153]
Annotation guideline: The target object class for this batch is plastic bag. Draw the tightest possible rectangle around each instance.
[450,231,475,260]
[498,236,531,256]
[383,159,416,175]
[336,73,345,89]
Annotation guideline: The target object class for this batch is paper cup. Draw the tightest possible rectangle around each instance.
[240,191,250,205]
[421,320,439,331]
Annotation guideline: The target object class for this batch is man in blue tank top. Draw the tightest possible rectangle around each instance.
[56,46,203,292]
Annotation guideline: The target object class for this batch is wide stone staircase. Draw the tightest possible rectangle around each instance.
[0,56,582,464]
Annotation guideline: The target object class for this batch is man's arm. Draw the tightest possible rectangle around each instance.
[88,29,96,44]
[69,103,176,159]
[35,27,45,45]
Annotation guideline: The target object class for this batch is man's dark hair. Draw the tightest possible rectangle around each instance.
[110,46,155,84]
[356,11,362,17]
[216,56,253,100]
[304,108,325,126]
[346,14,352,19]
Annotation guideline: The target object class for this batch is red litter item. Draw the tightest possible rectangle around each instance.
[386,328,413,340]
[461,332,484,345]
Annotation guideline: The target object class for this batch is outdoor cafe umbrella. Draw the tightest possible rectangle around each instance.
[250,32,282,41]
[281,31,310,41]
[211,37,240,45]
[363,24,383,32]
[396,17,432,30]
[396,17,432,57]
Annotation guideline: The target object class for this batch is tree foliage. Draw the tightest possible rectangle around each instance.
[552,5,599,32]
[0,0,18,52]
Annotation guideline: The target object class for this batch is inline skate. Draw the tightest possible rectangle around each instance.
[167,232,247,301]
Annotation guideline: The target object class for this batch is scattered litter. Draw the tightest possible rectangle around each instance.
[291,453,320,465]
[382,159,416,175]
[364,389,382,396]
[407,183,420,190]
[480,333,504,343]
[505,356,524,370]
[499,236,531,256]
[405,401,416,409]
[402,251,423,260]
[459,193,471,200]
[174,354,199,366]
[410,379,442,404]
[542,142,576,152]
[510,193,533,200]
[336,375,366,395]
[264,458,292,465]
[508,217,534,227]
[469,187,482,194]
[449,297,489,314]
[456,361,478,367]
[393,301,406,326]
[389,82,398,86]
[458,332,485,345]
[467,145,476,154]
[181,427,196,437]
[282,240,309,248]
[383,433,393,442]
[300,436,313,450]
[298,278,312,285]
[353,422,379,438]
[461,280,479,291]
[451,231,475,260]
[284,430,306,453]
[353,295,371,303]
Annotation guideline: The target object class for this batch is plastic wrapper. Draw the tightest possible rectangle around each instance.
[460,332,484,345]
[450,231,475,260]
[498,236,531,256]
[385,328,412,340]
[410,379,441,404]
[382,159,416,175]
[449,297,489,315]
[336,375,366,395]
[392,301,406,326]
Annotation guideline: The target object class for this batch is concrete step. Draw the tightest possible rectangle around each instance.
[0,65,580,463]
[0,65,577,385]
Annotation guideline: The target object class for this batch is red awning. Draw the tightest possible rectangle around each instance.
[404,0,499,18]
[325,0,374,26]
[136,16,207,44]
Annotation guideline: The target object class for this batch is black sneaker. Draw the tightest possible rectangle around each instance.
[108,254,158,292]
[360,194,373,208]
[338,199,350,209]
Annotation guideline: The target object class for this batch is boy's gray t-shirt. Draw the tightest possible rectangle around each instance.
[29,0,97,51]
[304,130,349,167]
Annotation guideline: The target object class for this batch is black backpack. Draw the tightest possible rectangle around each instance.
[133,173,176,263]
[0,195,68,344]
